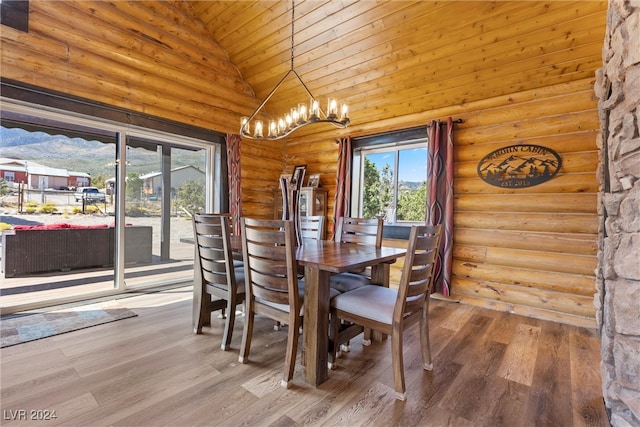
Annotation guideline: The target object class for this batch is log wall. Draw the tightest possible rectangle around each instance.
[285,77,600,328]
[0,1,258,133]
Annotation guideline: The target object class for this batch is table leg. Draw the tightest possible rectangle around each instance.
[370,263,390,287]
[302,266,330,386]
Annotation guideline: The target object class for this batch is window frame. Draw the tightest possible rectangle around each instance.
[1,0,29,33]
[350,126,429,238]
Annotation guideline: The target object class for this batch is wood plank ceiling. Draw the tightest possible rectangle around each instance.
[188,1,606,129]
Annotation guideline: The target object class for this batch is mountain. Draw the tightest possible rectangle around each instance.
[0,126,204,178]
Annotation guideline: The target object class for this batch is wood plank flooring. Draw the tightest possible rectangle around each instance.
[0,286,610,426]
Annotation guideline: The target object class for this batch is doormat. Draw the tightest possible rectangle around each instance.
[0,302,138,348]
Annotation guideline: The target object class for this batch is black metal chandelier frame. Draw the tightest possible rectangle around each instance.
[239,0,350,140]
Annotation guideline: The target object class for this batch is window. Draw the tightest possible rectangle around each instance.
[352,127,429,226]
[4,172,15,182]
[1,0,29,32]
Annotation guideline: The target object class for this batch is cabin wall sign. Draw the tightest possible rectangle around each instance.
[477,144,562,188]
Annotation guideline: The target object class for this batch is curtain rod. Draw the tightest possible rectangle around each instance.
[426,118,464,127]
[335,118,463,144]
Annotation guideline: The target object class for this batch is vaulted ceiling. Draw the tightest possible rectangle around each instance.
[188,1,607,131]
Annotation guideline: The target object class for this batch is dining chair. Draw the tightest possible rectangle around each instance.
[192,213,246,351]
[328,217,384,355]
[299,215,325,240]
[328,224,442,400]
[329,217,383,293]
[293,214,325,284]
[238,217,304,388]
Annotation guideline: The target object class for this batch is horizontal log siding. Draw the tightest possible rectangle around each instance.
[285,77,599,327]
[240,139,286,220]
[0,1,259,134]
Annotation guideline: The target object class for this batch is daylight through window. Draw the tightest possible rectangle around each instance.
[354,139,428,224]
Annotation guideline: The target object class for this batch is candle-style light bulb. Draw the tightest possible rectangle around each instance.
[309,99,320,120]
[241,117,250,135]
[268,120,277,138]
[254,120,263,138]
[298,103,308,123]
[340,103,349,122]
[327,98,338,119]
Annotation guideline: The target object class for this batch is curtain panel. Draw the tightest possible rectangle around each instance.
[426,118,454,296]
[225,134,242,235]
[332,136,352,240]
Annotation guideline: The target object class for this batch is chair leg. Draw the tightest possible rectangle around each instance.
[221,297,236,351]
[420,307,433,370]
[194,293,211,334]
[328,310,341,369]
[391,330,406,401]
[362,328,372,346]
[281,314,300,388]
[238,302,254,364]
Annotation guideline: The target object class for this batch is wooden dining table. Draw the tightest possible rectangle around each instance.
[295,239,406,386]
[227,235,406,387]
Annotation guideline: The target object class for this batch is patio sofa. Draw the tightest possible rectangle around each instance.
[1,223,152,277]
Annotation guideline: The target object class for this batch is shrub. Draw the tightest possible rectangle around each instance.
[38,203,58,214]
[71,207,83,214]
[125,204,150,217]
[0,222,13,231]
[84,205,99,214]
[25,207,36,214]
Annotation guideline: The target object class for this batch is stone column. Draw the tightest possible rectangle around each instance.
[594,1,640,426]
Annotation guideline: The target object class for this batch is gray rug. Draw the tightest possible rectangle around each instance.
[1,302,138,348]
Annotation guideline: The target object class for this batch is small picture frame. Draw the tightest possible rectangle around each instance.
[279,173,290,188]
[307,173,320,187]
[290,164,307,190]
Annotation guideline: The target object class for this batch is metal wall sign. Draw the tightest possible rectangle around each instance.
[477,144,562,188]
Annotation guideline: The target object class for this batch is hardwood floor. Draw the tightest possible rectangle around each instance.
[0,286,609,426]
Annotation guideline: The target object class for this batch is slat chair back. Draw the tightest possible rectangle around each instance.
[330,217,383,294]
[192,213,245,351]
[329,224,442,400]
[238,217,303,388]
[299,215,325,240]
[335,217,383,248]
[395,224,442,324]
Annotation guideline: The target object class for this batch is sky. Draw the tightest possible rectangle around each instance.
[365,147,427,183]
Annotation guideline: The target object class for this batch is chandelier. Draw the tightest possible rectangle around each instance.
[239,0,350,140]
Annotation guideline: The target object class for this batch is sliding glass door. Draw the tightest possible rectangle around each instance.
[121,139,209,289]
[0,100,221,314]
[0,125,118,310]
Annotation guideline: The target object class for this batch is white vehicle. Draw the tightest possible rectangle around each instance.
[74,187,106,203]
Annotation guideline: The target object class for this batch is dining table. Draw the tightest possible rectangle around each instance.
[295,239,406,386]
[227,234,406,387]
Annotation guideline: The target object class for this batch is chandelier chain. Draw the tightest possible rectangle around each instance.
[290,0,295,70]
